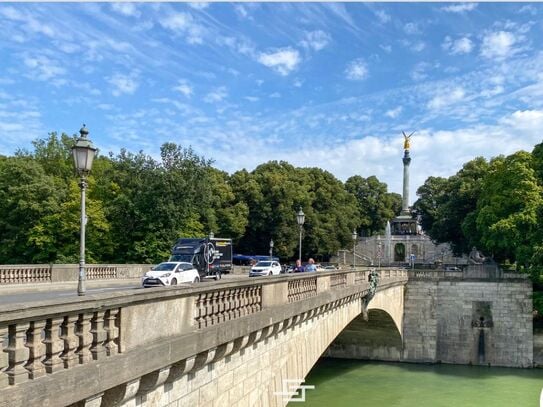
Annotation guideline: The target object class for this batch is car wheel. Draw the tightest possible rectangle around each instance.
[215,271,222,281]
[268,271,273,276]
[171,278,177,286]
[193,277,200,283]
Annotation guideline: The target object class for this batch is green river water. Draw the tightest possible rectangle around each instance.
[296,358,543,407]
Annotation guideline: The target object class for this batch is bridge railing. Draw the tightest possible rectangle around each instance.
[407,269,530,280]
[0,264,154,286]
[0,267,407,406]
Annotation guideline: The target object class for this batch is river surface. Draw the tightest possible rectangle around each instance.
[297,358,543,406]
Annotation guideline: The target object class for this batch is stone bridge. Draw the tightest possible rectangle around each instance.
[0,268,407,407]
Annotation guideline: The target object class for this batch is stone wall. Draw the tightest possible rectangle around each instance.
[325,275,532,368]
[403,278,533,367]
[118,297,365,407]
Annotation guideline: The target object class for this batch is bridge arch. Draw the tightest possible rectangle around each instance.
[324,285,404,362]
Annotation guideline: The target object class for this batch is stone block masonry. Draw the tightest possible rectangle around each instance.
[402,277,532,367]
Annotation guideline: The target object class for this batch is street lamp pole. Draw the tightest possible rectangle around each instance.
[71,125,97,296]
[352,229,357,269]
[296,207,305,262]
[269,239,274,261]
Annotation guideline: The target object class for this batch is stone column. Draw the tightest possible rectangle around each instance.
[402,150,411,214]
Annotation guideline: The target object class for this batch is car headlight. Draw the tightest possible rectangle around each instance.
[162,273,171,278]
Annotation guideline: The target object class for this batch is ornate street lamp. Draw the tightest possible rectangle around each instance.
[209,231,214,239]
[71,125,97,296]
[352,229,358,269]
[269,239,274,261]
[296,207,305,262]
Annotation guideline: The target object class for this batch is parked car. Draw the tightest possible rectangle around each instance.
[323,265,338,271]
[249,261,282,277]
[142,262,200,287]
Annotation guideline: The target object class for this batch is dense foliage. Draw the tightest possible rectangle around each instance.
[0,133,399,264]
[413,143,543,315]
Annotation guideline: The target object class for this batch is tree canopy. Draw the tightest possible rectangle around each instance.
[0,133,398,264]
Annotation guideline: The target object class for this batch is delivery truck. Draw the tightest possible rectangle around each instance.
[169,237,232,280]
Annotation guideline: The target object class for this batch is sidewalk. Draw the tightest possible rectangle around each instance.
[0,278,141,295]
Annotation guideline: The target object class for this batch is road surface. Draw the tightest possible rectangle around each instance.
[0,274,247,305]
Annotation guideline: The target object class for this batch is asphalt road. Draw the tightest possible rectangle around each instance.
[0,274,247,306]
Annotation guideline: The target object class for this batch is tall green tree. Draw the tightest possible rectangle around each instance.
[345,175,401,236]
[413,157,489,255]
[475,152,543,265]
[0,157,64,262]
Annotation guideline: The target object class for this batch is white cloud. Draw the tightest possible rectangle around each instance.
[385,106,403,119]
[404,22,420,35]
[203,86,227,103]
[244,96,259,102]
[23,55,66,81]
[380,44,392,53]
[518,5,537,15]
[374,9,391,24]
[409,62,430,82]
[501,109,543,130]
[441,3,478,13]
[159,12,206,44]
[401,39,426,52]
[173,80,193,97]
[428,87,465,110]
[269,92,281,98]
[300,30,331,51]
[345,58,368,80]
[107,72,140,96]
[258,48,301,76]
[442,36,474,55]
[480,31,517,60]
[188,3,210,10]
[111,3,141,18]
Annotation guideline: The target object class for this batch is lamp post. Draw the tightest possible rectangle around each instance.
[352,229,357,269]
[269,239,274,261]
[296,207,305,262]
[71,125,97,296]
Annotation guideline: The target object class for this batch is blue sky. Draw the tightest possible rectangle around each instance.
[1,3,543,201]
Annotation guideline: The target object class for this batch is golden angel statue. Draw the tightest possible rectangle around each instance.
[402,131,415,150]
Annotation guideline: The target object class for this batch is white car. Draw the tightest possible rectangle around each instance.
[142,262,200,287]
[249,261,282,277]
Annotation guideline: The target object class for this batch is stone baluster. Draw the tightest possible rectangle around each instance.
[210,291,219,326]
[25,320,46,379]
[5,322,30,384]
[90,311,107,360]
[104,308,120,356]
[61,315,79,368]
[77,313,94,364]
[43,317,64,374]
[0,325,9,387]
[217,290,226,323]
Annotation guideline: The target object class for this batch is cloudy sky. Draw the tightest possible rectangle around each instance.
[1,2,543,202]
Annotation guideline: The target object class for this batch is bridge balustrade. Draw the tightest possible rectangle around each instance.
[0,264,152,286]
[0,268,407,407]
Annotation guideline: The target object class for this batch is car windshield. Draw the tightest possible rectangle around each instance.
[255,261,272,267]
[153,263,177,271]
[170,254,193,262]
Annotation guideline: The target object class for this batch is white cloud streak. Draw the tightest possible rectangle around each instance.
[258,48,301,76]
